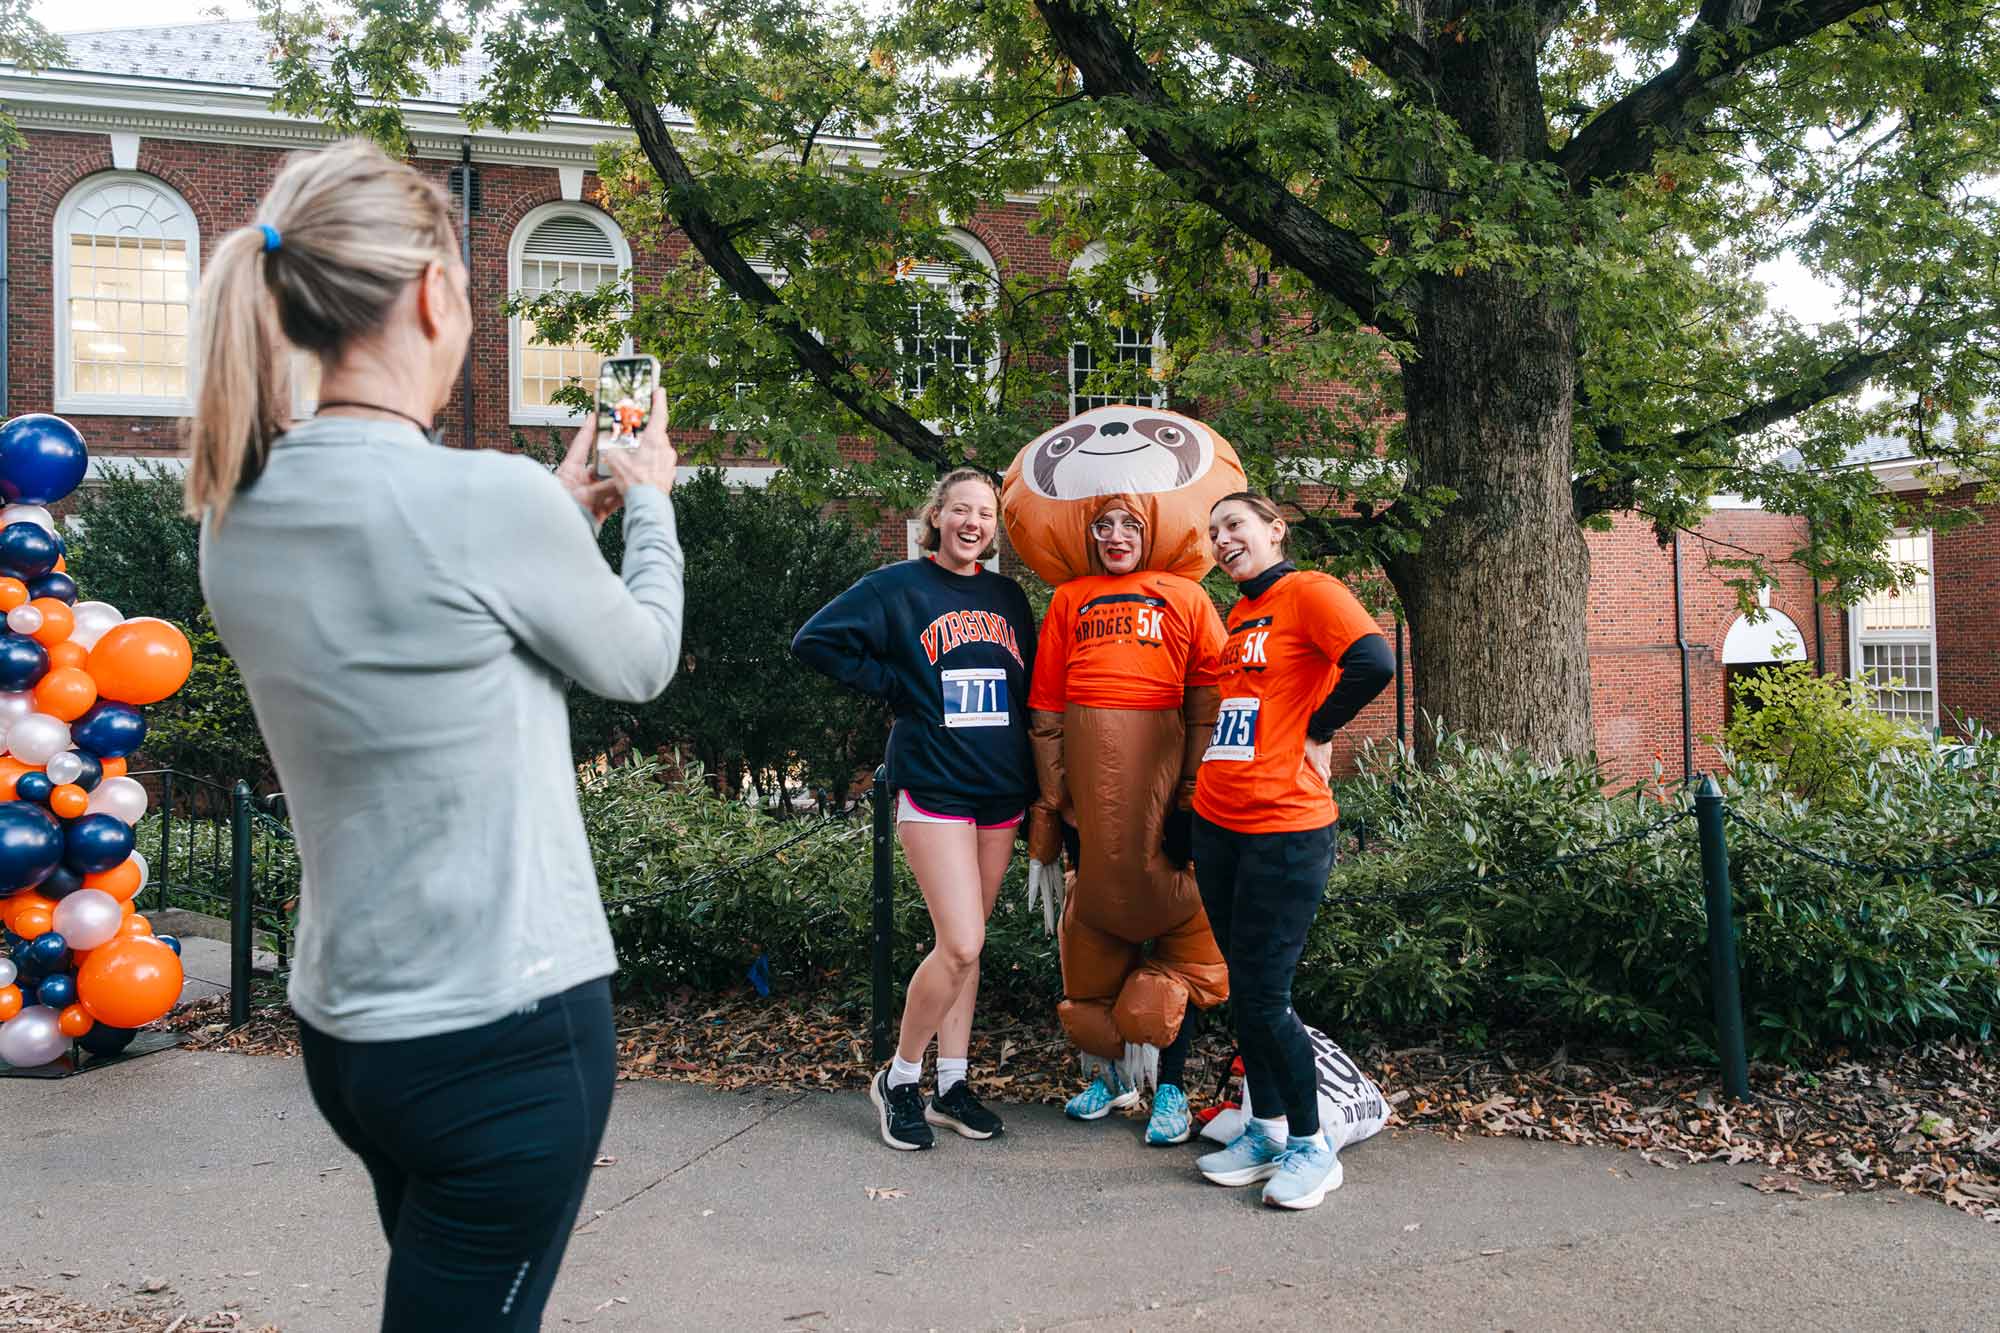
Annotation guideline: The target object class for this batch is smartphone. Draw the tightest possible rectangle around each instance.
[593,354,661,479]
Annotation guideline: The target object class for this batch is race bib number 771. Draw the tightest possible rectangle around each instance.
[1204,696,1260,761]
[942,668,1010,728]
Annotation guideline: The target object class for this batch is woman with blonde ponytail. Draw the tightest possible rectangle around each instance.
[192,139,685,1330]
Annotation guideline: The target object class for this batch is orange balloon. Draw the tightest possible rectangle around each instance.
[78,936,184,1028]
[0,756,30,800]
[2,888,53,930]
[33,667,97,723]
[47,640,87,671]
[119,896,135,918]
[12,904,53,938]
[86,858,143,904]
[87,618,193,706]
[28,598,72,647]
[118,913,153,937]
[99,756,127,780]
[53,555,65,573]
[49,783,88,818]
[58,1003,94,1037]
[0,578,26,612]
[69,947,91,969]
[0,985,20,1021]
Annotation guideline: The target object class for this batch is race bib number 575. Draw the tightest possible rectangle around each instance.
[1204,696,1260,761]
[942,668,1010,728]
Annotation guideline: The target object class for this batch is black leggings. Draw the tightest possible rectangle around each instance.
[298,978,616,1332]
[1190,815,1337,1138]
[1158,1008,1195,1089]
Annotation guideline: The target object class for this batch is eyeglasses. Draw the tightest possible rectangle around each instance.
[1090,517,1146,539]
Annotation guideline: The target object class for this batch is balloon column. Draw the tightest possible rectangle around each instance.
[0,415,191,1070]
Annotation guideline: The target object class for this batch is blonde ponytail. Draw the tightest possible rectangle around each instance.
[185,139,456,522]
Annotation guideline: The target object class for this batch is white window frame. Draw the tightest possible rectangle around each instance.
[1067,240,1164,418]
[1849,528,1939,732]
[897,228,1001,423]
[508,202,633,427]
[54,172,201,417]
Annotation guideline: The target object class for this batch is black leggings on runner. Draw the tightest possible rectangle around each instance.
[1190,815,1337,1138]
[1158,1007,1195,1089]
[297,977,616,1332]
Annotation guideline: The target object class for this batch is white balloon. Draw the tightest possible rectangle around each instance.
[6,604,43,636]
[86,776,149,825]
[131,849,150,894]
[0,504,55,535]
[0,1006,70,1067]
[0,691,35,726]
[46,751,85,786]
[52,888,122,950]
[0,957,14,988]
[7,713,70,767]
[68,601,124,652]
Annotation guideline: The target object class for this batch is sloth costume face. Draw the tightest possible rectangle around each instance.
[1005,407,1247,1077]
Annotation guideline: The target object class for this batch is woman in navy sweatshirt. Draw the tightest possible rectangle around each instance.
[793,467,1037,1151]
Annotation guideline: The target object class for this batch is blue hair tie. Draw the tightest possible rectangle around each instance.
[258,223,282,253]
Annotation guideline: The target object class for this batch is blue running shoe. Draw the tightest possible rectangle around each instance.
[1262,1136,1343,1209]
[1145,1084,1194,1145]
[1064,1069,1139,1121]
[1195,1124,1286,1185]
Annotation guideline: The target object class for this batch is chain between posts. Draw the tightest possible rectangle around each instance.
[1723,812,2000,878]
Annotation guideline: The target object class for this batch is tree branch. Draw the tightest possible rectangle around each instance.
[581,25,953,471]
[1555,0,1880,191]
[1034,0,1408,341]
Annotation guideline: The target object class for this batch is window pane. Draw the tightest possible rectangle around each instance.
[1860,641,1934,727]
[1857,533,1934,632]
[67,201,192,399]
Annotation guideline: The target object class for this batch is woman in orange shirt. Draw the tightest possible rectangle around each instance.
[1190,493,1393,1210]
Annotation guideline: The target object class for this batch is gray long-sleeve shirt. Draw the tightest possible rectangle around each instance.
[199,416,684,1042]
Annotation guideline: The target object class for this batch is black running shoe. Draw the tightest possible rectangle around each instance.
[926,1081,1005,1139]
[870,1068,935,1151]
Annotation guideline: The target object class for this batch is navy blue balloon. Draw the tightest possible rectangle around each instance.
[0,802,62,892]
[78,1023,137,1056]
[155,934,181,956]
[14,771,53,805]
[0,633,48,691]
[0,521,61,580]
[37,865,82,900]
[27,572,76,605]
[72,702,146,759]
[23,930,68,972]
[70,752,103,793]
[0,415,89,505]
[36,971,76,1009]
[62,813,132,874]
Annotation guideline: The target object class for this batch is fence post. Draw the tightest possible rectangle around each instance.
[870,765,894,1066]
[1694,774,1750,1101]
[229,780,253,1029]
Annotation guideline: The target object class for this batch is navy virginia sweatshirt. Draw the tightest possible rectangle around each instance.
[792,558,1037,804]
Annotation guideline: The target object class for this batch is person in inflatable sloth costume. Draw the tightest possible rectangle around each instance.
[1001,405,1248,1142]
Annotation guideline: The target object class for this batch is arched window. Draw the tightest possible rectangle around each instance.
[1068,241,1163,417]
[54,173,199,413]
[509,204,632,424]
[898,229,999,402]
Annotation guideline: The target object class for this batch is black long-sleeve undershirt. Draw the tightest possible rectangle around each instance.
[1307,633,1395,742]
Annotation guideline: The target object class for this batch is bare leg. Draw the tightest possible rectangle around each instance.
[934,825,1015,1060]
[894,820,1007,1064]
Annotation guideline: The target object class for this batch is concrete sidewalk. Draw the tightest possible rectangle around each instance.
[11,1046,1996,1331]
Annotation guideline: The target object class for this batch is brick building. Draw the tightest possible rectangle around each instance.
[1,23,1989,785]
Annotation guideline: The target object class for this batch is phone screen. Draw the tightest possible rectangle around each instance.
[595,355,660,476]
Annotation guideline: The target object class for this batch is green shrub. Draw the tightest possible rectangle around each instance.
[1721,661,1921,807]
[1302,727,2000,1060]
[587,761,1058,1006]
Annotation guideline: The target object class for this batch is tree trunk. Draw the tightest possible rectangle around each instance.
[1388,271,1596,764]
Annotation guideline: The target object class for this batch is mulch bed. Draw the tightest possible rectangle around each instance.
[165,989,2000,1225]
[0,1285,278,1332]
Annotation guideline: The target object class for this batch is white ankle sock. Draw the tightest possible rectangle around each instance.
[936,1058,968,1095]
[1252,1116,1289,1142]
[888,1055,924,1089]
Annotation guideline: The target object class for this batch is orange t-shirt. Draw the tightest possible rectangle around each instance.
[1194,570,1382,834]
[1028,571,1226,712]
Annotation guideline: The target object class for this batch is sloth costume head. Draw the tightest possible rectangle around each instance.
[1002,405,1247,584]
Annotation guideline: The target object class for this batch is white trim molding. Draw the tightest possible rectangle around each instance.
[107,130,141,169]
